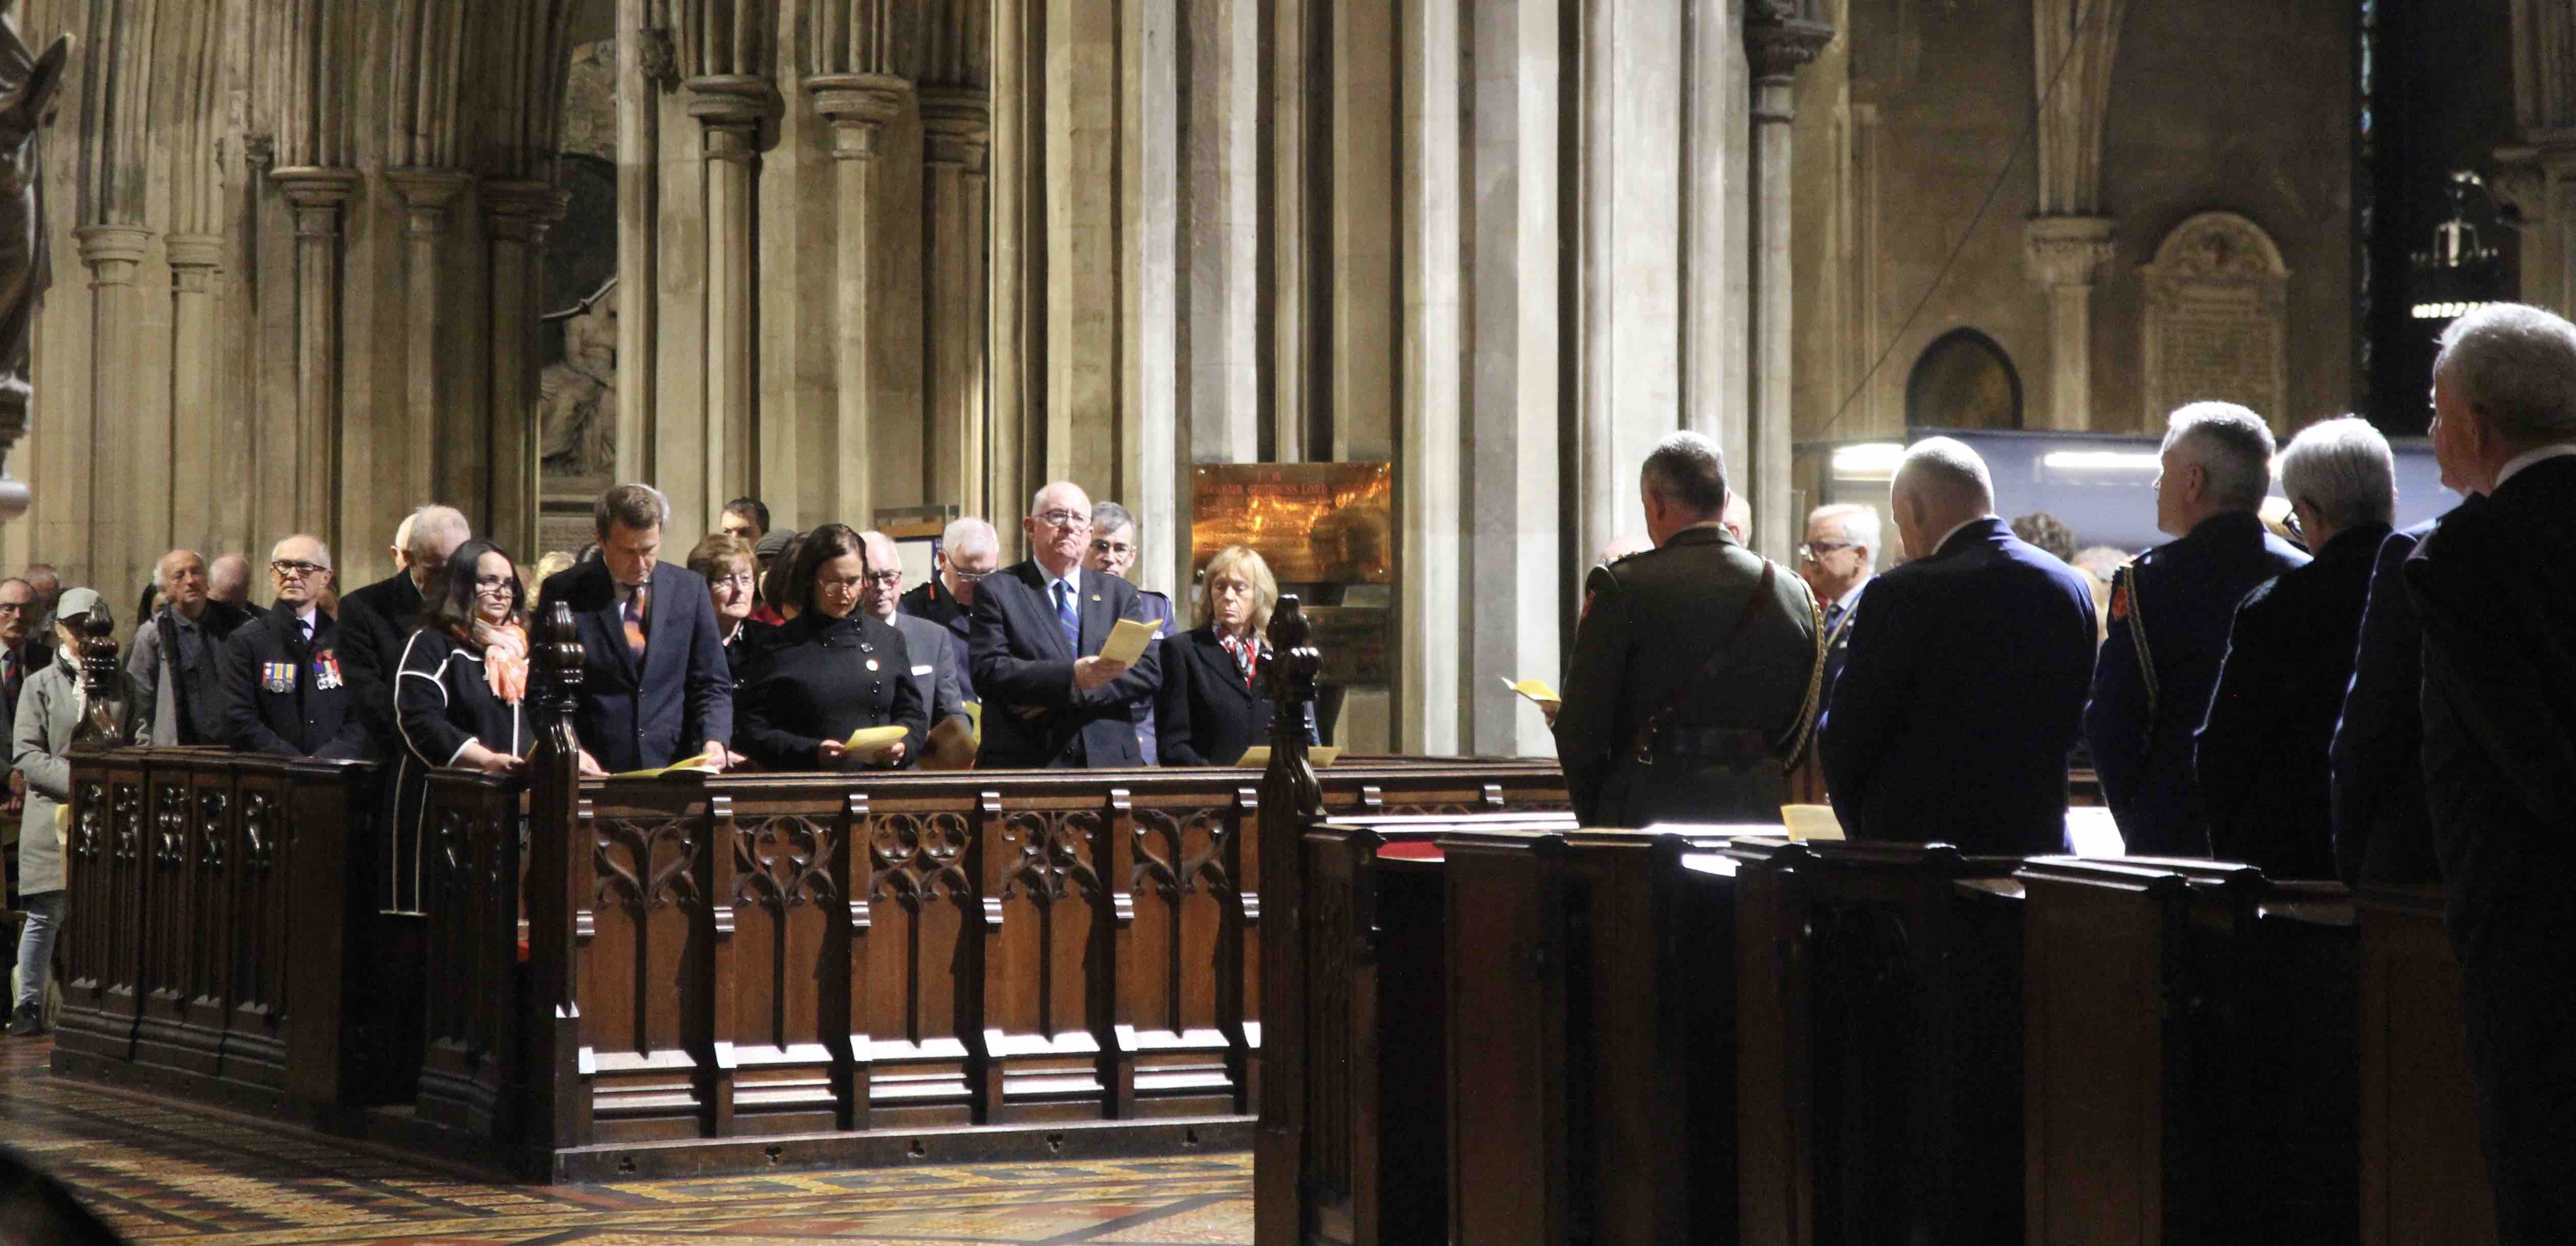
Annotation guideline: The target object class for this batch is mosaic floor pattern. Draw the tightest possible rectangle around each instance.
[0,1037,1254,1244]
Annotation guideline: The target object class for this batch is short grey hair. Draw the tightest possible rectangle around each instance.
[404,505,471,561]
[1808,504,1882,563]
[1091,501,1137,539]
[154,548,203,590]
[943,516,999,558]
[1897,437,1995,510]
[1640,430,1729,515]
[2277,416,2396,532]
[2162,403,2277,511]
[271,534,334,570]
[2434,302,2576,448]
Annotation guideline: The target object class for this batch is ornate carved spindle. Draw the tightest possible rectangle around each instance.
[1254,593,1326,1235]
[525,600,590,1149]
[75,607,125,746]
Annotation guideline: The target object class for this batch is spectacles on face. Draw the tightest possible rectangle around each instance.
[473,574,515,592]
[712,572,755,591]
[1036,510,1090,530]
[1090,539,1135,558]
[818,574,867,597]
[951,567,993,583]
[0,602,28,618]
[1796,542,1852,564]
[271,560,327,580]
[861,571,903,587]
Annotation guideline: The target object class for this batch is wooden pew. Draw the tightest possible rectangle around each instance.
[2353,885,2495,1246]
[2018,857,2358,1245]
[1728,837,2026,1246]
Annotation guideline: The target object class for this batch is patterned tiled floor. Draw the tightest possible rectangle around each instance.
[0,1036,1253,1243]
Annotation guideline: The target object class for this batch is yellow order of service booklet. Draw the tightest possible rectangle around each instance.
[845,724,909,761]
[1502,677,1562,706]
[1096,617,1160,666]
[610,751,715,779]
[1237,746,1341,768]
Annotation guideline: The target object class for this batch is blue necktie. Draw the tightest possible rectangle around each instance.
[1054,580,1080,652]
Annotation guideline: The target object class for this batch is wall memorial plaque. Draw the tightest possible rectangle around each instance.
[1299,605,1391,686]
[2141,211,2290,428]
[1190,462,1393,584]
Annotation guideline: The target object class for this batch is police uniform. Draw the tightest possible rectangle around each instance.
[2083,510,2308,858]
[1553,522,1825,828]
[217,600,369,759]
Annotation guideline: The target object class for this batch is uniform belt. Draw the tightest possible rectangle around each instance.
[1647,726,1774,760]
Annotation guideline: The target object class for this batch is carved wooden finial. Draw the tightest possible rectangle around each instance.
[75,606,124,745]
[533,600,585,781]
[1261,593,1323,817]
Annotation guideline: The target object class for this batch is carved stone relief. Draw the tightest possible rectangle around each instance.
[2141,212,2291,427]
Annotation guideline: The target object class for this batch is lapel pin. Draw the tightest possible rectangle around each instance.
[866,657,880,672]
[1091,594,1101,602]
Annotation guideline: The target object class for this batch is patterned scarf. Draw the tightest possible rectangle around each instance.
[1218,629,1261,691]
[470,618,531,704]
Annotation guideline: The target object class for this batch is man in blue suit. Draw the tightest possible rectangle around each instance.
[1819,437,2097,854]
[970,481,1163,768]
[534,483,735,775]
[2084,403,2308,858]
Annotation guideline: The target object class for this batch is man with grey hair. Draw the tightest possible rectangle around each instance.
[536,482,737,775]
[339,506,472,774]
[1819,438,2097,852]
[2404,302,2576,1241]
[2195,417,2395,879]
[1800,503,1880,703]
[2084,402,2309,858]
[219,534,367,759]
[901,516,999,702]
[1085,500,1176,763]
[858,530,971,764]
[1554,430,1823,827]
[207,553,252,609]
[129,548,252,745]
[970,481,1163,767]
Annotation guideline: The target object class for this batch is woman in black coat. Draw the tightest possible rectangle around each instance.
[1156,544,1318,766]
[734,524,928,771]
[391,539,530,913]
[686,531,775,676]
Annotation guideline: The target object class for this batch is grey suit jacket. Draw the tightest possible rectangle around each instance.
[890,611,968,734]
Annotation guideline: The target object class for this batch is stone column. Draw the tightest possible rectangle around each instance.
[616,1,665,486]
[73,225,155,579]
[1396,0,1462,758]
[989,0,1036,538]
[809,74,912,532]
[923,87,992,519]
[2024,215,2115,429]
[684,77,769,532]
[486,180,571,556]
[268,167,364,550]
[388,170,474,507]
[1745,9,1831,563]
[165,233,226,550]
[2498,143,2576,318]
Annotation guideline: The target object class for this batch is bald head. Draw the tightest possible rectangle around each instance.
[857,530,904,620]
[403,505,471,588]
[1026,480,1095,577]
[1890,438,1997,559]
[208,554,251,607]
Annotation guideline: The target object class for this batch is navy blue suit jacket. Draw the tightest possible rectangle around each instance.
[2085,510,2309,857]
[1820,518,2099,854]
[2327,520,2442,888]
[969,560,1164,768]
[534,558,735,774]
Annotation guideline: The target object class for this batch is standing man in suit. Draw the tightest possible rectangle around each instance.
[1819,439,2096,853]
[534,484,734,776]
[1799,503,1879,705]
[900,516,996,702]
[336,506,470,901]
[969,481,1163,768]
[2327,516,2442,888]
[2083,403,2308,858]
[1554,432,1823,827]
[860,531,970,743]
[1085,500,1176,763]
[2405,303,2576,1243]
[2194,417,2396,877]
[219,535,370,759]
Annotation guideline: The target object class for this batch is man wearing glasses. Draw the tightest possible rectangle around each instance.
[1084,501,1175,764]
[1799,503,1880,704]
[217,534,370,760]
[859,530,971,764]
[969,481,1163,768]
[900,517,998,703]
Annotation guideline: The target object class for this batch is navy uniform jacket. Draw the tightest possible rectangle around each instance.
[219,601,370,760]
[2326,520,2442,888]
[2084,510,2309,858]
[898,577,977,702]
[1820,518,2098,854]
[969,561,1164,768]
[533,558,734,774]
[2195,521,2391,877]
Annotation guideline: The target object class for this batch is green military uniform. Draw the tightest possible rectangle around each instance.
[1553,522,1825,827]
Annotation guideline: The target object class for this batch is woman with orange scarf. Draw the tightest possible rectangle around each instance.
[388,539,530,911]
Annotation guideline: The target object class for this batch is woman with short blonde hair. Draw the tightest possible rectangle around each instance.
[1158,544,1314,765]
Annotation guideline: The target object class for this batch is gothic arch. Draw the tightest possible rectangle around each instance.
[1905,328,2024,430]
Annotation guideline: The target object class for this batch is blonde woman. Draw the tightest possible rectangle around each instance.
[1154,545,1318,765]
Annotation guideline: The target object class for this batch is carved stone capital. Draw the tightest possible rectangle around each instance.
[2495,140,2576,228]
[920,86,991,172]
[269,166,363,237]
[483,179,571,247]
[683,74,773,130]
[386,167,474,236]
[809,72,912,160]
[1745,2,1834,82]
[163,232,224,291]
[2024,214,2118,288]
[71,224,152,284]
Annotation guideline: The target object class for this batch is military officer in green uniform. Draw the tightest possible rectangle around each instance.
[1554,431,1826,827]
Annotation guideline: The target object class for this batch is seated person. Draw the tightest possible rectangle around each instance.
[1155,545,1317,766]
[389,540,531,914]
[734,524,928,771]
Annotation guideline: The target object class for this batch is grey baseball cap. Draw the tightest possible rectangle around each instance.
[53,587,102,622]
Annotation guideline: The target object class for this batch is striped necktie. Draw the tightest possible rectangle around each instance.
[623,583,649,657]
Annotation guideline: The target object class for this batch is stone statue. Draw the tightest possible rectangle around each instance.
[537,279,617,479]
[0,18,68,519]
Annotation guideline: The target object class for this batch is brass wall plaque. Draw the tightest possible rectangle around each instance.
[1190,462,1393,584]
[1301,604,1391,686]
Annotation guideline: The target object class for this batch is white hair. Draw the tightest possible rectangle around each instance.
[943,516,999,557]
[154,548,203,590]
[1808,504,1882,564]
[2434,303,2576,447]
[270,534,333,570]
[1897,437,1995,511]
[2162,402,2277,511]
[404,505,471,560]
[1030,481,1090,515]
[2277,416,2395,532]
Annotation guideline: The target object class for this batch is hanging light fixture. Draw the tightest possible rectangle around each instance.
[2410,170,2504,323]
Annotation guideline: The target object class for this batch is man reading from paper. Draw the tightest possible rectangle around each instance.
[968,481,1165,768]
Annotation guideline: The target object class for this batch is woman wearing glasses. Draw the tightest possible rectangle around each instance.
[686,532,773,675]
[734,524,927,771]
[389,540,530,914]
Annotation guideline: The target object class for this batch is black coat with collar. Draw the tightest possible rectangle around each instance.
[968,559,1164,768]
[897,576,977,701]
[533,558,734,774]
[1155,623,1318,766]
[2327,520,2442,888]
[335,569,425,762]
[218,600,370,759]
[734,610,928,771]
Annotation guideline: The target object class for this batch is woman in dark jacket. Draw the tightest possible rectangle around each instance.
[390,539,529,913]
[734,524,927,771]
[687,531,774,676]
[1156,544,1317,766]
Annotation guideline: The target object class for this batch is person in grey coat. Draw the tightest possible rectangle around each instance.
[10,588,149,1036]
[859,532,970,757]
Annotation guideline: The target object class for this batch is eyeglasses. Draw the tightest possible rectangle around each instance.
[270,560,327,579]
[1796,542,1853,564]
[1090,539,1135,558]
[1035,510,1090,530]
[472,574,515,591]
[712,572,755,590]
[0,602,27,617]
[950,567,993,583]
[862,571,902,587]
